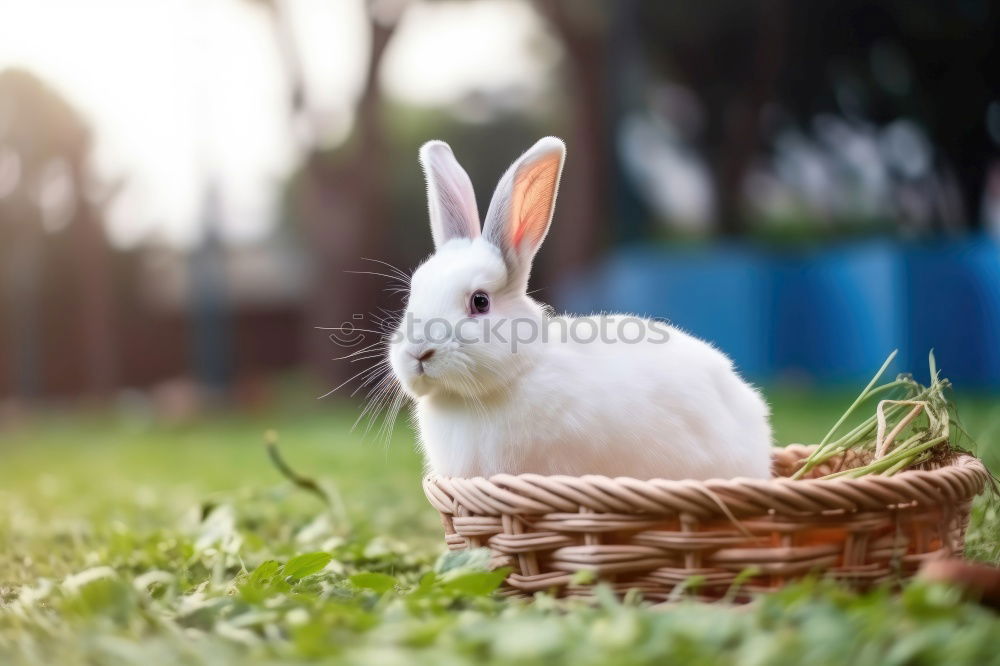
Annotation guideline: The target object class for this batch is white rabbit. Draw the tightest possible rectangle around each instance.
[388,137,772,480]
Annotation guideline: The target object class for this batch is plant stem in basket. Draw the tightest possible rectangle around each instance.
[818,350,898,449]
[795,378,945,478]
[794,349,963,481]
[821,435,949,479]
[792,349,910,479]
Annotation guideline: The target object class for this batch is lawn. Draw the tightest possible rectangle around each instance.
[1,388,998,665]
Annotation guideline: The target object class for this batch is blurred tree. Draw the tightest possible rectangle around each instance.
[637,0,999,233]
[0,69,117,400]
[258,0,404,386]
[637,0,790,235]
[532,0,613,270]
[263,0,639,339]
[776,0,1000,230]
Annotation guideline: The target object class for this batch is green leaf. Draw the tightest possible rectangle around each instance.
[349,572,397,593]
[440,569,509,596]
[247,560,280,587]
[283,552,332,580]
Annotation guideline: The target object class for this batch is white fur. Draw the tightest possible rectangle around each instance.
[389,138,773,480]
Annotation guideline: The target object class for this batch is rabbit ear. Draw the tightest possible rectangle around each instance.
[419,140,481,249]
[482,137,565,286]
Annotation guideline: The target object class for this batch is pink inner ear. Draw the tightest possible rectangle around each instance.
[511,152,561,251]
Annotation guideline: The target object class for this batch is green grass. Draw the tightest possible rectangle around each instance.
[1,389,998,665]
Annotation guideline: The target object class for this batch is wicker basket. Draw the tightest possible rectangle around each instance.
[423,445,991,601]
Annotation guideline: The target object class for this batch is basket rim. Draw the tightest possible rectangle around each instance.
[423,445,991,519]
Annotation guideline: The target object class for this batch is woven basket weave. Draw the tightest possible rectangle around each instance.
[423,445,990,601]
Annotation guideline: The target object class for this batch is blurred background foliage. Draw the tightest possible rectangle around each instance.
[0,0,999,410]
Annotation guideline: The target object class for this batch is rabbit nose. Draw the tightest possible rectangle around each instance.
[409,347,435,362]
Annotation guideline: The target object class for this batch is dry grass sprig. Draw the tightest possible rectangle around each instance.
[792,350,960,480]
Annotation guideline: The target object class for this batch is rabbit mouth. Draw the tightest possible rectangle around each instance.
[397,360,434,396]
[412,355,434,379]
[405,373,435,398]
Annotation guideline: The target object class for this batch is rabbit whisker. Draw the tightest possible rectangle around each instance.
[332,340,385,361]
[349,360,391,398]
[360,257,412,282]
[318,362,388,400]
[345,269,409,286]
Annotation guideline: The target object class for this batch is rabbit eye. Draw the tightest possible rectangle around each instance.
[471,291,490,314]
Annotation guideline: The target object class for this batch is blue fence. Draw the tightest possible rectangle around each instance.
[558,236,1000,387]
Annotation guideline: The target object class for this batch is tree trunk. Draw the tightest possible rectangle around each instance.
[70,158,117,400]
[299,18,396,386]
[263,1,398,387]
[534,0,611,284]
[712,0,788,236]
